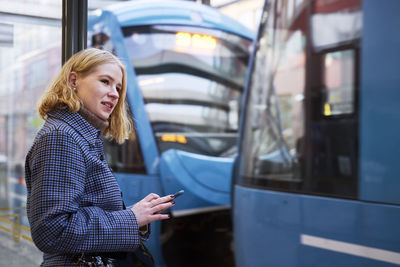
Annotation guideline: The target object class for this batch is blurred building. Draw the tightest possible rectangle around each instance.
[213,0,263,31]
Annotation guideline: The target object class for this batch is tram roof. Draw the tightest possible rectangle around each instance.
[96,0,254,39]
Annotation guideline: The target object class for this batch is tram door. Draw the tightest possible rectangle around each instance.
[305,48,359,198]
[302,1,361,198]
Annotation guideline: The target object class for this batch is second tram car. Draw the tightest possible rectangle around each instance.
[233,0,400,266]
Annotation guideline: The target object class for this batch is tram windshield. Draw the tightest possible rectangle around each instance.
[122,25,252,157]
[240,0,307,182]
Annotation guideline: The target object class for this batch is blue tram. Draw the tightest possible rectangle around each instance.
[88,1,253,266]
[233,0,400,266]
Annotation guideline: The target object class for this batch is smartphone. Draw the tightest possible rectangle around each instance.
[173,190,184,199]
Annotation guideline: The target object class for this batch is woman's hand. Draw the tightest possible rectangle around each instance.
[130,193,175,227]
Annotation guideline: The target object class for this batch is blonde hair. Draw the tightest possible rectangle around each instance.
[38,48,134,144]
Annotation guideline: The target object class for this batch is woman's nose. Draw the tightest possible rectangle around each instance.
[109,87,119,99]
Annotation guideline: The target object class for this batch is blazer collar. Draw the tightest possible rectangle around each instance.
[47,108,101,146]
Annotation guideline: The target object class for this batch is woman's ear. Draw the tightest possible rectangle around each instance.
[68,72,78,88]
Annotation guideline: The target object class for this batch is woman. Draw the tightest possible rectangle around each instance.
[25,48,174,266]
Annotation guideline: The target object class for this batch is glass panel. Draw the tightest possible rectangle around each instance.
[0,7,61,266]
[123,25,252,157]
[322,50,355,116]
[240,0,307,182]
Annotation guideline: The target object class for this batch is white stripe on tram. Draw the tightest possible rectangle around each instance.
[300,234,400,265]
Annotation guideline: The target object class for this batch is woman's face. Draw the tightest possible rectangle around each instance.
[72,63,123,120]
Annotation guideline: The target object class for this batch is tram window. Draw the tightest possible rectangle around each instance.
[305,0,361,198]
[122,25,252,157]
[238,0,361,199]
[322,50,355,116]
[103,137,146,174]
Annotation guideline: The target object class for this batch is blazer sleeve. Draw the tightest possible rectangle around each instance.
[27,130,141,254]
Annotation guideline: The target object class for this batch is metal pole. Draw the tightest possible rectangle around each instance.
[62,0,87,65]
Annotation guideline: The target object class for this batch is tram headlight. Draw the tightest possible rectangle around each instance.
[175,32,217,51]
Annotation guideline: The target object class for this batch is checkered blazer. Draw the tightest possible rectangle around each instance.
[25,108,143,266]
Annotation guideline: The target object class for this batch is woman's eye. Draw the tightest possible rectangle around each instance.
[101,79,109,85]
[116,87,121,92]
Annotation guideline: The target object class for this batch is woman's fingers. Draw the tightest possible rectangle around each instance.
[143,193,160,202]
[149,213,170,222]
[149,195,174,208]
[152,201,174,214]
